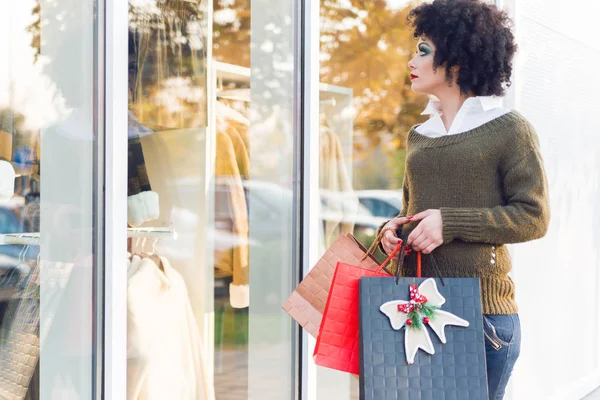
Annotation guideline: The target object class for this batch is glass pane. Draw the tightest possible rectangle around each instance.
[0,0,99,398]
[317,0,429,397]
[129,1,208,130]
[126,0,296,398]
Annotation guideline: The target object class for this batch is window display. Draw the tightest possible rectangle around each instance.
[126,0,298,398]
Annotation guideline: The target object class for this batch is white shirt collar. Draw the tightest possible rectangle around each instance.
[420,96,504,116]
[415,95,509,137]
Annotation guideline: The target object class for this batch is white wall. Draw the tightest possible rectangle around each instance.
[503,0,600,399]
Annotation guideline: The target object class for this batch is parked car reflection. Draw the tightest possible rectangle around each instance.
[214,179,387,247]
[320,189,387,242]
[356,190,403,219]
[0,205,36,324]
[158,178,391,261]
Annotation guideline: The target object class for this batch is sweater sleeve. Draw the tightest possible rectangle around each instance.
[376,173,410,253]
[440,124,550,245]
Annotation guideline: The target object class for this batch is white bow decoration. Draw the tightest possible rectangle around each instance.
[380,278,469,364]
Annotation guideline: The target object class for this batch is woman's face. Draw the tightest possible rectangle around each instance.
[407,37,449,95]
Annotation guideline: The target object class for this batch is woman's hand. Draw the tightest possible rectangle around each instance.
[407,209,443,254]
[380,216,413,255]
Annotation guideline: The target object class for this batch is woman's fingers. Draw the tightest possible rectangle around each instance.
[422,243,438,255]
[382,230,400,255]
[387,216,412,230]
[411,233,430,252]
[407,223,423,246]
[381,215,413,254]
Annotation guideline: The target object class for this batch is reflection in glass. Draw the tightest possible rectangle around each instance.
[129,0,208,130]
[0,0,98,398]
[126,0,298,397]
[212,62,251,399]
[317,0,429,398]
[126,1,214,399]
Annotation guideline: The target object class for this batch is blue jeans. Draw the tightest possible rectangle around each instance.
[484,314,521,399]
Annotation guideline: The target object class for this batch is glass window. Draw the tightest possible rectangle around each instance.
[126,0,297,398]
[358,197,402,219]
[0,0,100,398]
[316,0,430,397]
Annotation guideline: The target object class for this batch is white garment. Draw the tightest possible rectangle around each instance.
[415,96,509,138]
[0,160,15,200]
[127,256,214,400]
[127,254,143,279]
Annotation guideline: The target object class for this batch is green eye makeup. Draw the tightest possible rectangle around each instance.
[418,43,432,56]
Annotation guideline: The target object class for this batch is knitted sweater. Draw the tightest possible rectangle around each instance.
[379,111,550,315]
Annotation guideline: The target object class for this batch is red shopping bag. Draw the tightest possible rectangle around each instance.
[313,242,403,374]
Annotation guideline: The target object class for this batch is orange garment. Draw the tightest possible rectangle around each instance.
[228,120,249,149]
[224,125,250,179]
[214,129,249,307]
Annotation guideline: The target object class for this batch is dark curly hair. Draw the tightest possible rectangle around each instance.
[408,0,517,96]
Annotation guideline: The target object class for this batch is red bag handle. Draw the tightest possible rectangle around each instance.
[378,242,444,285]
[411,247,445,286]
[392,245,423,277]
[375,227,444,285]
[375,241,404,273]
[375,241,421,278]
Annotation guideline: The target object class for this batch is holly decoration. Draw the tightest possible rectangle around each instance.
[380,278,470,364]
[395,284,438,330]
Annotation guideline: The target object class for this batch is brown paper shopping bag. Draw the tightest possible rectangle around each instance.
[282,233,387,338]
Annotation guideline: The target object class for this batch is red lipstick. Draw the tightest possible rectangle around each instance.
[410,74,418,80]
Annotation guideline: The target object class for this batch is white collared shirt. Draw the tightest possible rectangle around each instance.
[415,96,510,137]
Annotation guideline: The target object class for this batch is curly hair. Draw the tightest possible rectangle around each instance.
[408,0,517,97]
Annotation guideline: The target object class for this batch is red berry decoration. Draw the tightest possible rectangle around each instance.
[405,319,413,326]
[423,317,430,324]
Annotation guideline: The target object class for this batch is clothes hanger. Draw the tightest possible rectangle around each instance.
[128,236,142,261]
[140,237,164,272]
[216,100,250,126]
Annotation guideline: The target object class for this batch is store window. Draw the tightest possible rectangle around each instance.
[0,0,100,399]
[126,0,297,398]
[317,0,430,397]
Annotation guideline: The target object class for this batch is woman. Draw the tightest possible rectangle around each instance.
[377,0,550,398]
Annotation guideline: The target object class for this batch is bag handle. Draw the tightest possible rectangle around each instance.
[412,250,446,286]
[398,226,446,287]
[370,225,409,275]
[367,224,446,286]
[375,241,404,273]
[360,225,397,262]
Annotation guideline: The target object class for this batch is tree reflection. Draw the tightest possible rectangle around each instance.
[211,0,429,189]
[213,0,250,67]
[321,0,428,189]
[129,0,208,129]
[1,0,68,154]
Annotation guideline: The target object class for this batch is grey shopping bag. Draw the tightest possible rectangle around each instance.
[359,266,488,399]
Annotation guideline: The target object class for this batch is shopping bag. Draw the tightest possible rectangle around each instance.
[359,250,489,400]
[282,233,385,338]
[312,243,403,375]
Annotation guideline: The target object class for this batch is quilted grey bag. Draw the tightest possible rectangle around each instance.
[359,246,488,400]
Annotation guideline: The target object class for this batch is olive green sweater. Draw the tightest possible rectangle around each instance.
[379,111,550,315]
